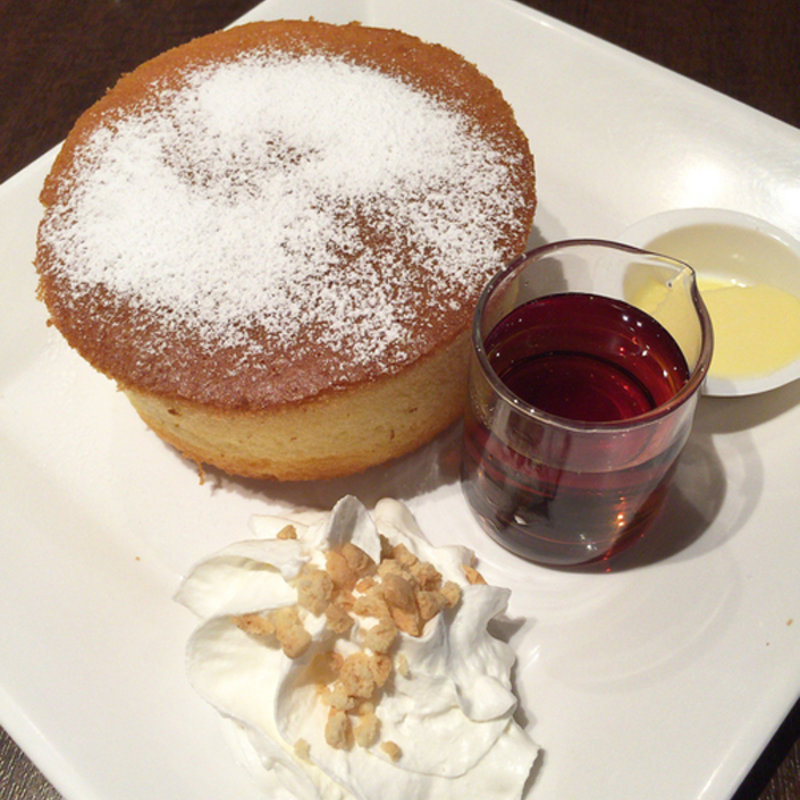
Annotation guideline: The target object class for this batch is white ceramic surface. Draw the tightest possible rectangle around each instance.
[621,207,800,396]
[2,2,800,800]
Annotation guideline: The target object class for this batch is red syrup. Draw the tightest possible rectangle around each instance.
[462,292,692,565]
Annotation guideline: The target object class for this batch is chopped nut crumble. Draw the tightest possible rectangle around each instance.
[325,708,353,750]
[463,564,487,585]
[256,529,473,753]
[294,738,311,760]
[381,741,402,761]
[276,524,298,540]
[354,712,381,748]
[233,612,275,637]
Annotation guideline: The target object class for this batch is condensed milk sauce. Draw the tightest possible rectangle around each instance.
[645,223,800,381]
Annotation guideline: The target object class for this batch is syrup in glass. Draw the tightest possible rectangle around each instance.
[462,292,691,564]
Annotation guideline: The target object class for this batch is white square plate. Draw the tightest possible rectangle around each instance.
[2,1,799,798]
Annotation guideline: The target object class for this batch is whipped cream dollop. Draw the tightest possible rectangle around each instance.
[176,496,537,800]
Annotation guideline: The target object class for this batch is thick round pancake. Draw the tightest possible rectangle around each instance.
[35,19,536,479]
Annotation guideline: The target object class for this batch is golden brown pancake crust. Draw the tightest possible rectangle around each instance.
[34,20,535,479]
[36,20,535,412]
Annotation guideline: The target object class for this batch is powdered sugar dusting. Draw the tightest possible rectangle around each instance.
[40,51,529,376]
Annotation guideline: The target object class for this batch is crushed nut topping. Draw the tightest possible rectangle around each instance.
[276,524,298,540]
[294,738,311,761]
[296,566,334,616]
[363,617,397,653]
[463,564,487,585]
[396,652,410,679]
[233,612,275,637]
[236,533,466,758]
[354,712,381,748]
[325,708,353,749]
[325,601,354,634]
[233,606,311,658]
[381,740,402,762]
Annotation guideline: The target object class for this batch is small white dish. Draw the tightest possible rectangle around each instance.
[620,208,800,396]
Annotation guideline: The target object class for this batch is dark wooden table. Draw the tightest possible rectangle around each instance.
[1,1,798,798]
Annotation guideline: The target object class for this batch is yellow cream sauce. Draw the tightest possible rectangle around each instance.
[695,278,800,377]
[644,224,800,380]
